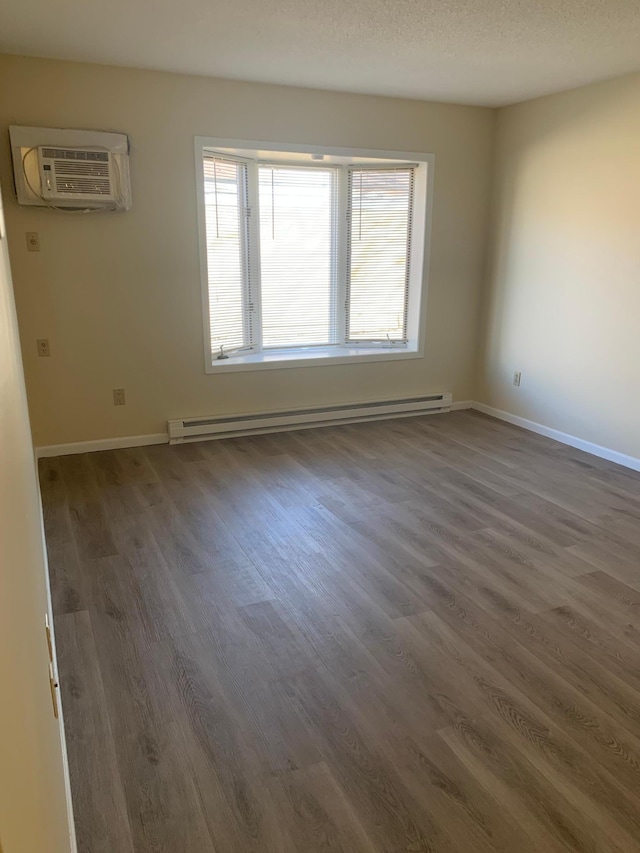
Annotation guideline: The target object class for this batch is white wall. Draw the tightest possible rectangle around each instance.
[478,73,640,460]
[0,54,494,447]
[0,181,72,851]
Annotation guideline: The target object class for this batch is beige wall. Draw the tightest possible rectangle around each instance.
[478,73,640,459]
[0,54,494,447]
[0,182,72,851]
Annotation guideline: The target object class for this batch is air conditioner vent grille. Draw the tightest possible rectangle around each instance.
[55,177,112,195]
[41,148,109,162]
[53,161,109,177]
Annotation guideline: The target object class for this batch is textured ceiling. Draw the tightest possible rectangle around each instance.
[2,0,640,106]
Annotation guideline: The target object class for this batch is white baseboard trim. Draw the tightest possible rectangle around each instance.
[33,403,640,473]
[35,432,168,459]
[35,404,471,457]
[35,403,473,457]
[471,402,640,473]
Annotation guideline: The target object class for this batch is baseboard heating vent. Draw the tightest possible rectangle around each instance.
[168,393,452,444]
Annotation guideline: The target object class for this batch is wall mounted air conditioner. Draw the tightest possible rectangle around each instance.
[38,147,116,204]
[9,125,132,211]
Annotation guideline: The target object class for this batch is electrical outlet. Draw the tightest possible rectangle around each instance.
[513,371,522,387]
[26,232,40,252]
[113,388,126,406]
[37,338,50,357]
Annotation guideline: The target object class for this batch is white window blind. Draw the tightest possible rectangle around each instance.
[258,165,337,348]
[346,167,414,343]
[203,155,252,356]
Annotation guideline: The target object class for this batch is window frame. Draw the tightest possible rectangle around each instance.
[195,138,434,374]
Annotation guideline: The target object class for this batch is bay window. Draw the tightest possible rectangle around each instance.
[195,140,432,372]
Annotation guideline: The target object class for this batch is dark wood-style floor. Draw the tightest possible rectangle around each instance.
[41,411,640,853]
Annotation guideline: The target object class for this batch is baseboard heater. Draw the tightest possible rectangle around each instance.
[168,393,452,444]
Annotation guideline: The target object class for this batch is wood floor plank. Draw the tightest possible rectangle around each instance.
[90,609,216,851]
[268,761,380,853]
[414,616,640,852]
[289,663,459,852]
[395,729,556,853]
[55,610,135,853]
[413,573,640,806]
[42,411,640,852]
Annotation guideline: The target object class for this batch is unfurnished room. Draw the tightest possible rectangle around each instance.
[1,2,640,851]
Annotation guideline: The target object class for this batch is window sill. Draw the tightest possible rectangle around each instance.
[205,345,421,374]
